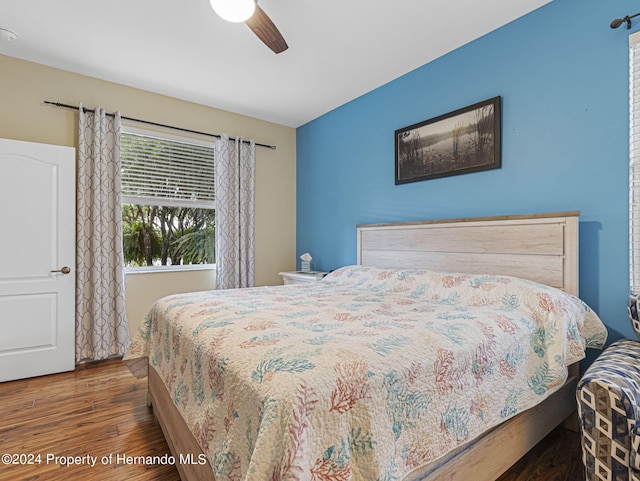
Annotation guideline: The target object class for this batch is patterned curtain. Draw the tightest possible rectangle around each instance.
[214,134,256,289]
[76,105,130,362]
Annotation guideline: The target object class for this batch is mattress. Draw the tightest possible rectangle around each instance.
[124,265,606,481]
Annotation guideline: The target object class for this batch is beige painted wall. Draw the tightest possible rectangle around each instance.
[125,269,217,335]
[0,54,297,337]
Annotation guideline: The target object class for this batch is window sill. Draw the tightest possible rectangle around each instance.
[125,264,216,275]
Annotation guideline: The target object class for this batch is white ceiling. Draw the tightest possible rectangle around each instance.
[0,0,552,128]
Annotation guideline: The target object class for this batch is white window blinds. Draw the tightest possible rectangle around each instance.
[121,127,215,209]
[630,32,640,293]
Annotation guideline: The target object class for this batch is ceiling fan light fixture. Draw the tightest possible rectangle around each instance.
[210,0,256,23]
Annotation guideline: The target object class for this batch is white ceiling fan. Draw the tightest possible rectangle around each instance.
[210,0,288,54]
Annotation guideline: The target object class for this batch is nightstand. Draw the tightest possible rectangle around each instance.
[278,271,328,285]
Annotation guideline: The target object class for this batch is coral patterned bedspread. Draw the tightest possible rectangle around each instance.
[124,265,606,481]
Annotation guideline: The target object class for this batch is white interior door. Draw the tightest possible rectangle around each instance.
[0,138,75,382]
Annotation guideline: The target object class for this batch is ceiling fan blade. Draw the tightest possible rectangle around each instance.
[245,5,288,54]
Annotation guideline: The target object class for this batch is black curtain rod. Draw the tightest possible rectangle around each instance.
[43,101,276,150]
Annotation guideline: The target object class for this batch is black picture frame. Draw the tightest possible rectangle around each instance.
[395,96,501,184]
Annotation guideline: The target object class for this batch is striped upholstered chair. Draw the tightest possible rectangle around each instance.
[576,296,640,481]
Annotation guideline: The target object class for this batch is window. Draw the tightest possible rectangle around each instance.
[120,127,215,269]
[631,33,640,292]
[631,32,640,293]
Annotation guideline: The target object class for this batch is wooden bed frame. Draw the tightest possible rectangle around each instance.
[147,211,581,481]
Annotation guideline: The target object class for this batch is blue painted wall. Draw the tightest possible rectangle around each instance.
[296,0,636,342]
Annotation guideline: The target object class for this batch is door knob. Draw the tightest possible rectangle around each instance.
[51,266,71,274]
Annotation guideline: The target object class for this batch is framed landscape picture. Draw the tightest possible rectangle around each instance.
[395,96,501,184]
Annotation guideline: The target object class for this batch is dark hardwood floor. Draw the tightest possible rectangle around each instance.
[0,359,584,481]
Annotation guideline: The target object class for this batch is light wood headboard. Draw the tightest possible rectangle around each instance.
[356,211,579,295]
